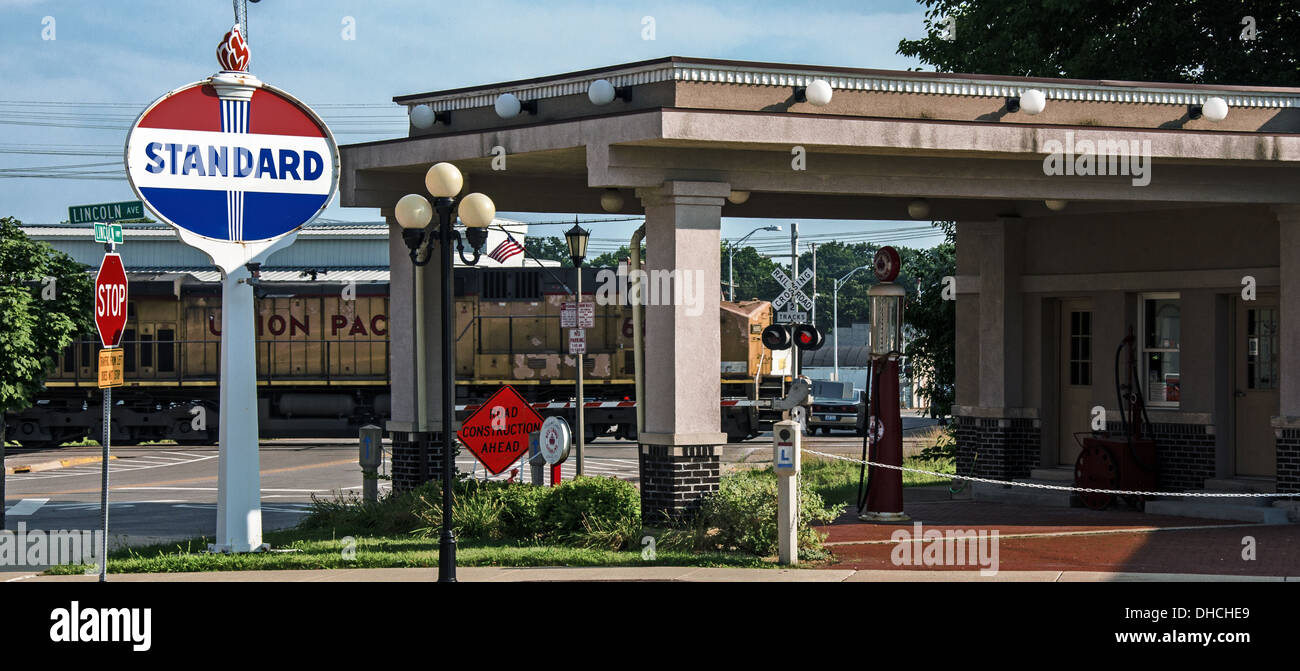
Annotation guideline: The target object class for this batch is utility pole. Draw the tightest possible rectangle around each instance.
[810,242,818,328]
[790,223,799,378]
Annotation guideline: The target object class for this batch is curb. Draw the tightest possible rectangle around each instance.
[5,455,117,475]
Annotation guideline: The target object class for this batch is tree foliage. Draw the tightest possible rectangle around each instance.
[898,0,1299,86]
[0,217,93,413]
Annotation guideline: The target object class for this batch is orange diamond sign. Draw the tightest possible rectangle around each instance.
[457,385,545,475]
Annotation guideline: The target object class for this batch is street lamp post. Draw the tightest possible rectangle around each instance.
[726,225,781,301]
[394,162,495,583]
[832,265,871,382]
[565,223,590,476]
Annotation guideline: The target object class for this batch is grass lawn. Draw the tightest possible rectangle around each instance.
[43,528,774,575]
[41,454,955,575]
[801,455,955,507]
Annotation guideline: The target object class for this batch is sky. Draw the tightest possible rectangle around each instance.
[0,0,946,252]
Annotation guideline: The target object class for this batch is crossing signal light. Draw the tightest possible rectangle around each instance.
[793,324,825,351]
[761,324,792,350]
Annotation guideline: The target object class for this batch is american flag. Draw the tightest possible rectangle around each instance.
[487,237,524,263]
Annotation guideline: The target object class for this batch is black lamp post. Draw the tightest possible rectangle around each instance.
[564,222,590,474]
[394,162,495,583]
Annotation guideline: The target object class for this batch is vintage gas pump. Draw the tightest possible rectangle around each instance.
[857,246,910,522]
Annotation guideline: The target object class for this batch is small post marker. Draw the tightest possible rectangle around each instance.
[773,420,801,565]
[358,425,382,503]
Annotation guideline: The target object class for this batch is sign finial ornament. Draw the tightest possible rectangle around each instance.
[217,23,250,72]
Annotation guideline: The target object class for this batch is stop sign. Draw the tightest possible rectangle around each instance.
[95,253,128,347]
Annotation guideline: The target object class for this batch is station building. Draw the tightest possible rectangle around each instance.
[338,57,1300,518]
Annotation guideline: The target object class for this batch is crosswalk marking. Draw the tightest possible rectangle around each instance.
[5,498,49,516]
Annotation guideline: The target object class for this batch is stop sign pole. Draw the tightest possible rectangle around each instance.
[94,246,128,582]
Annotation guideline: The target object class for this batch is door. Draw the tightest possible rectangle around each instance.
[1234,298,1278,477]
[1058,300,1094,465]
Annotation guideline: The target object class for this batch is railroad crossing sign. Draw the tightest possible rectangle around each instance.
[457,385,545,475]
[94,253,128,348]
[538,416,572,465]
[771,267,814,322]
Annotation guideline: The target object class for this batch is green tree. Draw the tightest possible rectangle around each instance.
[897,235,956,418]
[898,1,1298,85]
[1,216,94,526]
[724,244,784,304]
[524,236,574,267]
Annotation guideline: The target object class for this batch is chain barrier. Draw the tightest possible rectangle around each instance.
[802,448,1296,499]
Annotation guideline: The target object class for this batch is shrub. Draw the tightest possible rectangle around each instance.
[696,469,843,559]
[536,476,641,543]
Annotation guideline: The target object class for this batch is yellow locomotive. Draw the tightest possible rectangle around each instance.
[6,266,789,447]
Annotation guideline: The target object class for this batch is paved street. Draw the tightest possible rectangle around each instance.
[0,430,896,549]
[0,437,652,551]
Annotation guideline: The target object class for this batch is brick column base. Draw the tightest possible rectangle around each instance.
[1106,421,1215,491]
[638,444,721,524]
[954,415,1040,481]
[1277,428,1300,494]
[391,431,457,492]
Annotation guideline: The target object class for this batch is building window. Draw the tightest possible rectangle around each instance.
[1140,294,1180,406]
[1247,307,1279,390]
[1069,310,1092,386]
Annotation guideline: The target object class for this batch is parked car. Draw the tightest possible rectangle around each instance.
[807,380,862,435]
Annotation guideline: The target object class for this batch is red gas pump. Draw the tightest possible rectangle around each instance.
[1073,328,1159,509]
[857,247,910,522]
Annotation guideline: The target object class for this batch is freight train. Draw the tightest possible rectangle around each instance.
[5,265,792,448]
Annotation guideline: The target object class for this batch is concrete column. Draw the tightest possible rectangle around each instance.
[634,180,729,521]
[1273,206,1300,493]
[385,212,451,491]
[976,218,1025,409]
[1277,206,1300,419]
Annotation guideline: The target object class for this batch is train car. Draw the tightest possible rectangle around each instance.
[5,265,791,447]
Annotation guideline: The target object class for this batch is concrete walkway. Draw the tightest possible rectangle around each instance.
[6,566,1294,583]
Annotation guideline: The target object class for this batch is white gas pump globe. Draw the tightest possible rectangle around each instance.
[869,282,906,356]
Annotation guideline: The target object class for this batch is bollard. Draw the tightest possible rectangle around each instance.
[358,425,383,503]
[773,420,801,565]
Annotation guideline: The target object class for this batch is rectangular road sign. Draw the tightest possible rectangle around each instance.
[98,348,124,388]
[776,310,808,323]
[561,302,595,328]
[93,222,124,244]
[70,200,143,225]
[568,328,587,354]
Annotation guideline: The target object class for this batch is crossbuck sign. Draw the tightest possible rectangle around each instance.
[771,267,814,323]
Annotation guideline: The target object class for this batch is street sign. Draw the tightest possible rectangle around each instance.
[93,222,124,245]
[94,254,128,348]
[776,310,808,323]
[538,416,572,465]
[98,349,124,388]
[69,200,144,225]
[569,328,587,354]
[457,385,545,475]
[561,302,595,328]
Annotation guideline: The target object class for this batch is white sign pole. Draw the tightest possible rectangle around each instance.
[214,264,264,552]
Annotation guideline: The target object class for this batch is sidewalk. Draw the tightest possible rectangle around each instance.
[7,566,1295,583]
